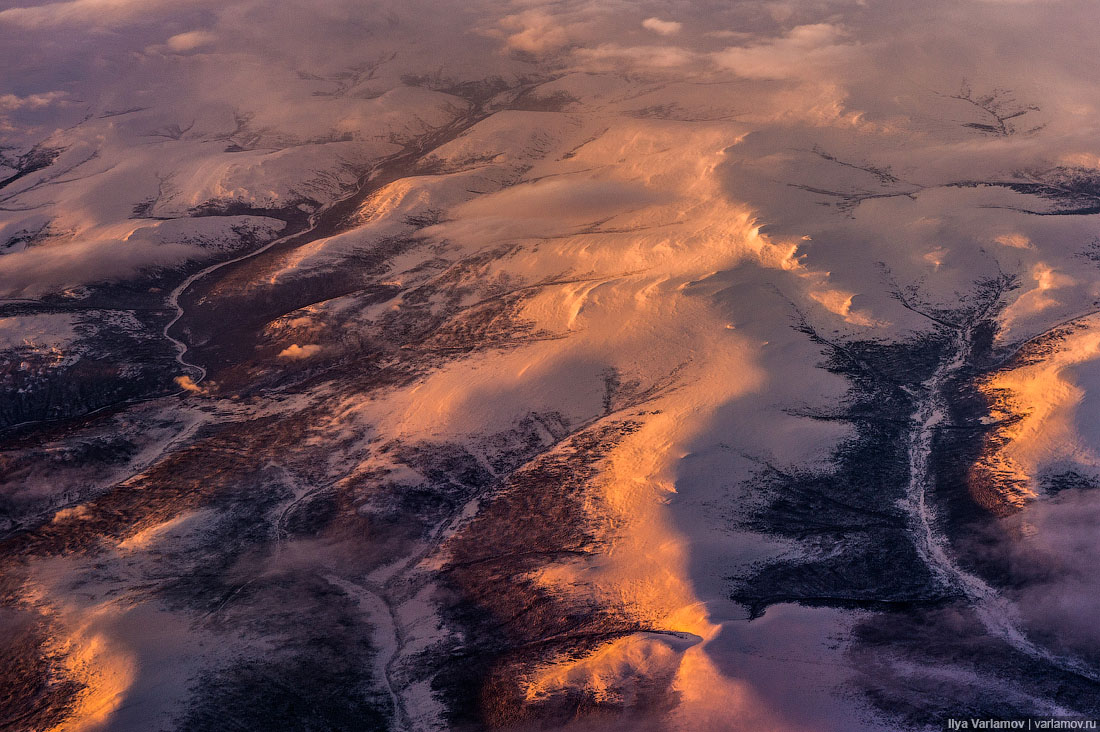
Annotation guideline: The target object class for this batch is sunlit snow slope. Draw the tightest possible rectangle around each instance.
[4,1,1100,730]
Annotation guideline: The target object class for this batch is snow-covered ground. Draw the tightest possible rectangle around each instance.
[4,1,1100,730]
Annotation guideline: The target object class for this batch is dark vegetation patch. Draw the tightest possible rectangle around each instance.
[851,605,1100,723]
[1041,470,1100,495]
[730,274,1100,718]
[0,417,282,563]
[729,321,949,618]
[0,310,180,431]
[730,276,1029,616]
[431,419,681,730]
[179,576,390,732]
[0,432,139,535]
[0,144,62,192]
[0,609,80,732]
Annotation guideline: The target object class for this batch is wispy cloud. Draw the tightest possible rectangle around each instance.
[713,23,857,80]
[642,17,681,36]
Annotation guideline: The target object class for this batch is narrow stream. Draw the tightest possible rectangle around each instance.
[904,320,1100,686]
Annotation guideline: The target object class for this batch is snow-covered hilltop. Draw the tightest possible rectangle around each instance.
[4,2,1100,730]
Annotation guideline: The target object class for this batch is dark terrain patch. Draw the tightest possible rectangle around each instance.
[179,576,391,732]
[0,609,80,732]
[731,275,1100,718]
[432,419,679,730]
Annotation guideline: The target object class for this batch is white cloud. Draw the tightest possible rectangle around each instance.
[0,91,67,111]
[995,233,1033,249]
[174,375,206,393]
[713,23,857,80]
[498,10,570,54]
[278,343,322,360]
[575,43,697,70]
[0,239,204,297]
[0,0,199,28]
[165,30,216,53]
[642,17,682,36]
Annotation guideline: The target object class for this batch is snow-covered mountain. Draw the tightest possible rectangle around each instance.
[4,1,1100,730]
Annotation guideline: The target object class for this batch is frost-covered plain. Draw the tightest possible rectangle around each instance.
[3,1,1100,730]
